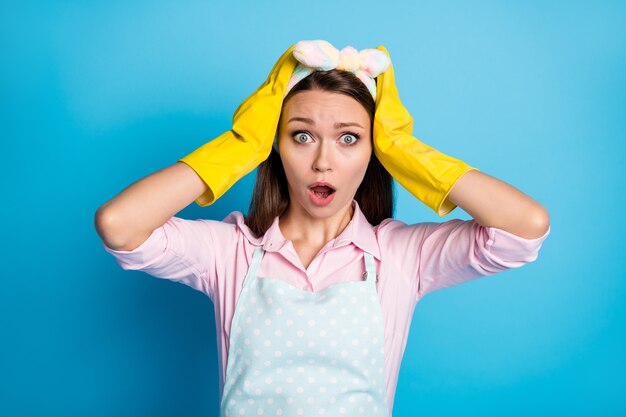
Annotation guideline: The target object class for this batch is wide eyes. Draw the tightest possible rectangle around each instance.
[295,132,310,143]
[340,134,358,145]
[292,131,360,145]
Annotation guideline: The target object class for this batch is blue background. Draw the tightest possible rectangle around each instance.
[2,0,625,416]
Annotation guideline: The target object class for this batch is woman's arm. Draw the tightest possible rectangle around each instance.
[446,169,550,239]
[94,161,208,251]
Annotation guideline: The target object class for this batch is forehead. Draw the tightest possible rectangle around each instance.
[282,90,370,122]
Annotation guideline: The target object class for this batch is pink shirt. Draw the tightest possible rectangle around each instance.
[101,199,550,414]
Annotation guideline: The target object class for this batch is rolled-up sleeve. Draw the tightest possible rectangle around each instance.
[380,218,551,299]
[101,216,237,299]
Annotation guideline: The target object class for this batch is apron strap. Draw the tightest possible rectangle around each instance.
[242,246,265,290]
[363,251,377,283]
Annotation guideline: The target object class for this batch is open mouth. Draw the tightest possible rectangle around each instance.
[309,185,336,199]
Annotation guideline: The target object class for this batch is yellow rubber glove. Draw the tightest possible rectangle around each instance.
[373,46,479,216]
[177,44,298,206]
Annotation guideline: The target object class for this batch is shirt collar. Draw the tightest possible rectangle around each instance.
[231,199,381,261]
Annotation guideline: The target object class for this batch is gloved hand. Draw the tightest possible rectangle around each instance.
[373,45,479,216]
[178,44,297,206]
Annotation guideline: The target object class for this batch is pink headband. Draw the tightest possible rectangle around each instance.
[285,40,391,101]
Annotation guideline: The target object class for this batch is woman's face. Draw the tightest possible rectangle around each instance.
[277,89,372,219]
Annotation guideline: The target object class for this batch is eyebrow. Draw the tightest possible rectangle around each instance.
[287,117,364,129]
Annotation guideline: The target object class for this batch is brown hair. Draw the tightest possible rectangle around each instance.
[244,69,394,237]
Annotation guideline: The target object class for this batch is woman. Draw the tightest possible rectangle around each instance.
[96,41,550,417]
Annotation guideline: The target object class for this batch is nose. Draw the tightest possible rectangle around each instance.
[312,141,333,172]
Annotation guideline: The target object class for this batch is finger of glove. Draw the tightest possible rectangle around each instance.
[234,44,296,116]
[374,45,414,138]
[232,44,298,143]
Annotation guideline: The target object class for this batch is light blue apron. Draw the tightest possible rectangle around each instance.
[220,246,389,416]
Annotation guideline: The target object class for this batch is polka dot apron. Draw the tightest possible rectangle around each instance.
[219,246,389,416]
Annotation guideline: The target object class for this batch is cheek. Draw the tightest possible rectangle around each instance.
[351,147,372,171]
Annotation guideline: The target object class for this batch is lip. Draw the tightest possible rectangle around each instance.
[308,182,337,191]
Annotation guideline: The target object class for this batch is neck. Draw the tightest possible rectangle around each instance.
[279,201,355,245]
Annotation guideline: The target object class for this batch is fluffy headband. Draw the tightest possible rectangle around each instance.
[285,40,391,100]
